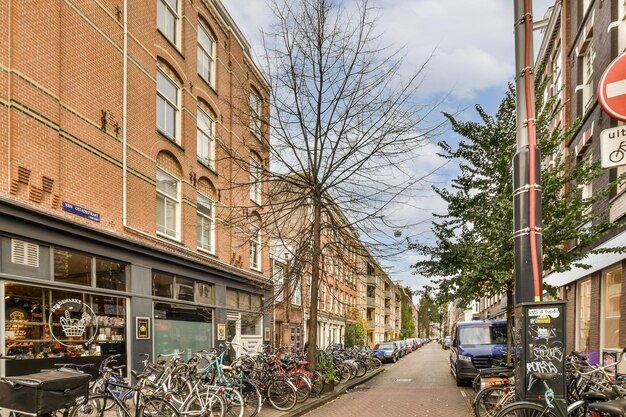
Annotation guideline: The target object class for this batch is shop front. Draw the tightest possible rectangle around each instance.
[2,281,127,376]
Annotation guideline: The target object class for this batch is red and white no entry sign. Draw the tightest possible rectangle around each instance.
[598,52,626,122]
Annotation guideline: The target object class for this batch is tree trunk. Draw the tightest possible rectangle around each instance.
[306,189,322,368]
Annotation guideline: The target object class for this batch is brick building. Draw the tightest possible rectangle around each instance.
[0,0,271,376]
[542,0,626,365]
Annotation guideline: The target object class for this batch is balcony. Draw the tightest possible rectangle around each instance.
[369,320,376,328]
[367,296,376,307]
[385,307,391,315]
[367,275,377,285]
[385,289,393,299]
[386,323,394,331]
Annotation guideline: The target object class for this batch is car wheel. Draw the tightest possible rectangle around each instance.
[392,355,397,363]
[455,366,464,386]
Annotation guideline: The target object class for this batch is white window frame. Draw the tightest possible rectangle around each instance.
[196,192,215,254]
[306,275,312,306]
[156,168,181,240]
[197,23,216,87]
[250,224,261,271]
[292,277,301,306]
[197,108,215,169]
[249,156,261,205]
[249,90,262,137]
[601,266,622,350]
[582,41,595,112]
[156,69,180,143]
[580,150,594,215]
[321,283,326,311]
[553,46,563,103]
[157,0,181,47]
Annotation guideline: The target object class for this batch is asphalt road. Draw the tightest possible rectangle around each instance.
[303,342,475,417]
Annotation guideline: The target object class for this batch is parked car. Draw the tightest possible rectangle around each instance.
[442,336,452,350]
[373,342,400,363]
[449,319,507,386]
[397,340,407,357]
[405,340,413,353]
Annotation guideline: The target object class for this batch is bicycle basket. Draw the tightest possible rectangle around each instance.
[0,368,91,414]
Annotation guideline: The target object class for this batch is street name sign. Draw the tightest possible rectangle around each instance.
[600,126,626,168]
[598,52,626,122]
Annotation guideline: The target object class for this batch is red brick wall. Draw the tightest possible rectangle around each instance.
[0,0,271,281]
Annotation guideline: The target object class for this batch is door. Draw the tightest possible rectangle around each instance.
[226,311,241,359]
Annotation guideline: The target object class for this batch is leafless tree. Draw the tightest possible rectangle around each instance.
[251,0,439,365]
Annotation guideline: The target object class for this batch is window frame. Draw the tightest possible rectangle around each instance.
[582,41,595,113]
[196,191,215,254]
[197,23,216,87]
[157,0,181,47]
[156,168,181,241]
[249,90,262,137]
[249,156,261,205]
[196,107,215,169]
[249,224,261,271]
[156,69,181,143]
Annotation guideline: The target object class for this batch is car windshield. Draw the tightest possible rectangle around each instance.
[459,324,507,345]
[376,344,394,350]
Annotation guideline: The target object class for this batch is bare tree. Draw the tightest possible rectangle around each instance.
[255,0,438,366]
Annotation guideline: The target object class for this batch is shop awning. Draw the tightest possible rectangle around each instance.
[544,231,626,288]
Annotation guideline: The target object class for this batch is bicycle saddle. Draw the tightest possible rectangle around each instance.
[588,398,626,416]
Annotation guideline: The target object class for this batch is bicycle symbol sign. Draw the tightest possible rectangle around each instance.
[600,127,626,168]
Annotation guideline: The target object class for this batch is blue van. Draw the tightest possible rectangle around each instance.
[449,319,508,386]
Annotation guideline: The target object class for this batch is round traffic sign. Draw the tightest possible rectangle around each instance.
[598,52,626,122]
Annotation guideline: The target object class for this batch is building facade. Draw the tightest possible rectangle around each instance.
[0,0,271,376]
[541,0,626,365]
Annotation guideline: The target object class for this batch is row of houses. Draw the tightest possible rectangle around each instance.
[457,0,626,365]
[0,0,415,377]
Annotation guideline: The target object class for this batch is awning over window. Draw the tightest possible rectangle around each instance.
[544,231,626,288]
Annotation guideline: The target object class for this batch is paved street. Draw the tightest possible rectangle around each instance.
[303,343,474,417]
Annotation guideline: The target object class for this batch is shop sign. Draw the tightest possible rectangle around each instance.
[217,323,226,340]
[62,202,100,222]
[136,317,150,340]
[49,299,98,347]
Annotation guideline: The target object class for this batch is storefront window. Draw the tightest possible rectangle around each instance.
[226,289,238,308]
[154,302,213,362]
[153,272,174,298]
[241,313,261,336]
[4,282,126,362]
[54,249,91,286]
[576,279,591,352]
[196,282,214,305]
[603,267,622,349]
[95,259,126,291]
[176,277,194,302]
[239,292,251,310]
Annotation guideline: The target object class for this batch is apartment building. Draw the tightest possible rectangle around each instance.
[0,0,271,376]
[541,0,626,364]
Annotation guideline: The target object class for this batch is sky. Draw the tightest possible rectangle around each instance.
[225,0,552,299]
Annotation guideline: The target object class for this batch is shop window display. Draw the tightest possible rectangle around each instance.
[154,302,213,362]
[4,282,126,361]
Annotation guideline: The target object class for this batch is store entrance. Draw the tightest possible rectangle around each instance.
[226,311,241,358]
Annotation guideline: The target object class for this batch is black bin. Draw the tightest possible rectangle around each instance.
[0,369,91,415]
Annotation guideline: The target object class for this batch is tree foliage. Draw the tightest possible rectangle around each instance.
[411,83,625,309]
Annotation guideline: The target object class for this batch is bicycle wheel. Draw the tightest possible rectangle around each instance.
[290,373,311,403]
[182,387,225,417]
[221,386,244,417]
[473,375,482,392]
[474,385,513,417]
[69,395,120,417]
[494,401,558,417]
[139,396,180,417]
[309,370,325,397]
[354,360,367,378]
[266,379,297,411]
[369,357,382,371]
[240,379,262,417]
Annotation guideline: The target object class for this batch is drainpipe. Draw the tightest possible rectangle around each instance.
[122,0,128,226]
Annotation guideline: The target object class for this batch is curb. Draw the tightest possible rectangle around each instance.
[273,367,386,417]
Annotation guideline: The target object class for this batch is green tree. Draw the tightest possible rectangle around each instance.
[344,308,369,347]
[399,303,416,339]
[411,84,625,358]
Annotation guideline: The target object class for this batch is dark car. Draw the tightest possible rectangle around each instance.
[373,342,400,363]
[443,336,452,350]
[449,320,507,386]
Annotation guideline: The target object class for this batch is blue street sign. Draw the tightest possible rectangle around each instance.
[62,202,100,222]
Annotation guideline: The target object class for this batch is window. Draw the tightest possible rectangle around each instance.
[576,279,591,352]
[321,284,327,311]
[580,151,593,216]
[249,90,262,137]
[156,70,180,142]
[54,249,91,286]
[197,108,215,169]
[95,258,126,291]
[603,267,622,349]
[156,168,180,239]
[582,41,595,112]
[241,313,262,336]
[249,156,261,204]
[292,277,301,306]
[196,192,214,253]
[250,224,261,270]
[273,264,284,302]
[154,302,213,363]
[226,289,238,308]
[196,282,214,305]
[306,275,312,306]
[157,0,180,46]
[553,46,563,102]
[197,24,215,86]
[328,286,334,313]
[617,164,626,194]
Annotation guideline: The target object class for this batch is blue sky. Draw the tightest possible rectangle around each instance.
[226,0,552,297]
